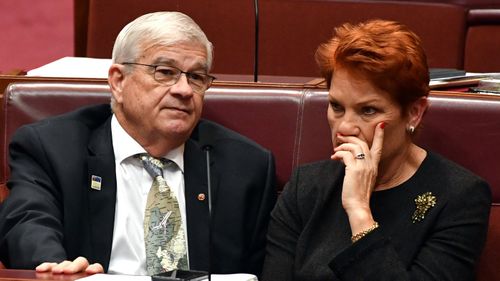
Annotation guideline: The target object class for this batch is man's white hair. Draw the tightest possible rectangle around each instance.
[112,11,214,69]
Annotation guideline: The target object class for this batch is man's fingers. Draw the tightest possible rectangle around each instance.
[35,257,96,275]
[35,262,58,272]
[85,263,105,274]
[62,256,90,274]
[51,260,72,274]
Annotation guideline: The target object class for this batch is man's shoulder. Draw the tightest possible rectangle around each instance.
[12,104,112,146]
[24,104,112,131]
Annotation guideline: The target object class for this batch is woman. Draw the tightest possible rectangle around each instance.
[261,19,491,280]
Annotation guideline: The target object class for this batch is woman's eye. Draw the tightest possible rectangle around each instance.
[330,102,343,112]
[361,106,377,115]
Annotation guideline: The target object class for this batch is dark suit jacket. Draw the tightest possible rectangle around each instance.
[0,104,277,276]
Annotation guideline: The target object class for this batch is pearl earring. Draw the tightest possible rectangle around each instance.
[407,125,415,134]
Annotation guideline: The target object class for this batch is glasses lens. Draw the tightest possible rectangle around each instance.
[154,66,180,86]
[187,73,211,92]
[153,65,212,93]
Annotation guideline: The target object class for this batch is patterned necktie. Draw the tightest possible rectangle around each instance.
[137,154,188,275]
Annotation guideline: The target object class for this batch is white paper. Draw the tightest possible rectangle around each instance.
[27,56,112,78]
[76,274,150,281]
[77,273,258,281]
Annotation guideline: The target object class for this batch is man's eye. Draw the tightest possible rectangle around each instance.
[156,67,177,77]
[188,73,206,83]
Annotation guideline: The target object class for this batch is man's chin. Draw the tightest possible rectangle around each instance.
[160,121,196,138]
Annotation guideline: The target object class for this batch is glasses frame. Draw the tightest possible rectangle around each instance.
[121,62,216,94]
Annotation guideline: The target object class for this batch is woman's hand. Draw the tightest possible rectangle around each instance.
[331,122,385,234]
[36,256,104,274]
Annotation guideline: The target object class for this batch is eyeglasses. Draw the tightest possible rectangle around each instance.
[121,62,216,94]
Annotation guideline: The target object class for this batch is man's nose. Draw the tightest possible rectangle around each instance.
[170,73,194,97]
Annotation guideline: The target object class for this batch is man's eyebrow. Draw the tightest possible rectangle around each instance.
[152,57,208,72]
[151,57,176,65]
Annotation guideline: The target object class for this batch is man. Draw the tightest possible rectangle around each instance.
[0,12,276,277]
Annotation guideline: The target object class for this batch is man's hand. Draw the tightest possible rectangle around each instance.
[36,256,104,274]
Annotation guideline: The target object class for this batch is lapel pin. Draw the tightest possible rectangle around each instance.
[412,192,437,223]
[197,193,206,201]
[91,175,102,191]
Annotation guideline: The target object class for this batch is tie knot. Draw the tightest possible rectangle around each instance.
[136,154,171,179]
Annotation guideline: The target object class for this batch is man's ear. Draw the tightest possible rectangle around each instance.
[108,64,126,104]
[408,96,429,128]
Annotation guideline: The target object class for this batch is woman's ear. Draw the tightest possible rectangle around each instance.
[408,96,429,129]
[108,64,126,104]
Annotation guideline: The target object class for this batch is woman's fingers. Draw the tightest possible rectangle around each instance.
[335,135,369,154]
[332,150,357,166]
[333,137,370,166]
[333,122,385,163]
[370,122,385,163]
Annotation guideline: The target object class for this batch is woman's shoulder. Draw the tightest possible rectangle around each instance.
[425,152,486,183]
[422,151,491,199]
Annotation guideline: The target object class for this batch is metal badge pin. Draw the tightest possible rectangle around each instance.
[90,175,102,191]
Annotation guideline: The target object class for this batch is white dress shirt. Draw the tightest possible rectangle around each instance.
[107,115,189,275]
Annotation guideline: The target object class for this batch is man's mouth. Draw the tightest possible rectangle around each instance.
[164,106,190,114]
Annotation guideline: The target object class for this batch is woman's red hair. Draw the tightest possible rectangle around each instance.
[315,19,430,112]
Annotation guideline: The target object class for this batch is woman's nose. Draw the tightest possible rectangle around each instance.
[336,113,360,136]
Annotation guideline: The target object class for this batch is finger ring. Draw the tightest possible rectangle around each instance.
[355,153,365,159]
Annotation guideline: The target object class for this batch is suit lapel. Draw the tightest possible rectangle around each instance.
[86,117,117,271]
[184,138,215,271]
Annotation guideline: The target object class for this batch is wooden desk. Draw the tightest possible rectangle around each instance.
[0,269,87,281]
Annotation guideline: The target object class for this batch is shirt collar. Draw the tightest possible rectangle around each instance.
[111,115,185,172]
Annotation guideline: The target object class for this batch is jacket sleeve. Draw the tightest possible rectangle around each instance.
[0,125,67,268]
[261,168,301,281]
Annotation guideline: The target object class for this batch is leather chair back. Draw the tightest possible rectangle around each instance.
[2,82,499,279]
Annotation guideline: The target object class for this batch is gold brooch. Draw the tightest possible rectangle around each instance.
[412,192,437,223]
